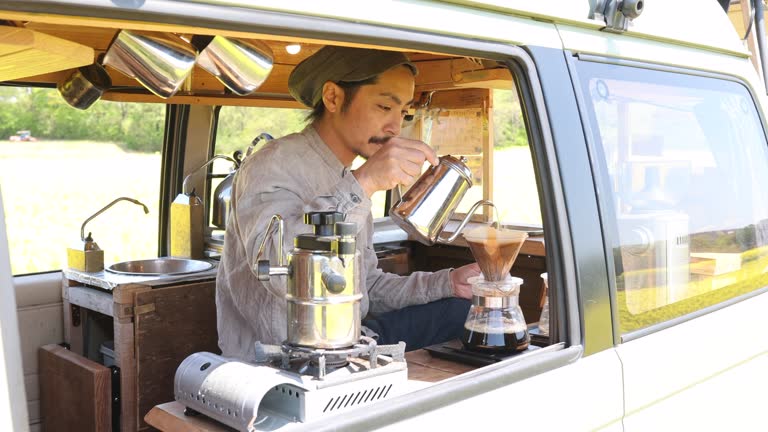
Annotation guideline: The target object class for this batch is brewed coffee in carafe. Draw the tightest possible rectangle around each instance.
[461,275,530,353]
[461,226,530,353]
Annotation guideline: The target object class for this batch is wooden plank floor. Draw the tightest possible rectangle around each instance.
[404,348,476,382]
[145,402,234,432]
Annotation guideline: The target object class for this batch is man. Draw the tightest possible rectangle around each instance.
[216,46,480,361]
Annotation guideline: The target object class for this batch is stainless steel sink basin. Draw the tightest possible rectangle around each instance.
[105,258,213,276]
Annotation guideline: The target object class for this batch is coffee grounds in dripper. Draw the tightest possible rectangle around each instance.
[463,226,528,281]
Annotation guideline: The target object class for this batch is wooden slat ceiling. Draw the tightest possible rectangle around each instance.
[4,20,502,107]
[21,21,326,65]
[0,25,93,81]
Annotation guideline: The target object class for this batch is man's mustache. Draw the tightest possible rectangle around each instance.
[368,136,392,145]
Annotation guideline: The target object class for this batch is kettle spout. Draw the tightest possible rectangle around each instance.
[438,200,498,244]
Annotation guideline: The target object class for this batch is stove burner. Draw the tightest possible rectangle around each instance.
[309,353,348,368]
[253,337,405,379]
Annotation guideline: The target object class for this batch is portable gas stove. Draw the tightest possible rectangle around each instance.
[176,213,409,430]
[174,337,408,431]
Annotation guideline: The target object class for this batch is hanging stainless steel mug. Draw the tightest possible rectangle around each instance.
[389,155,495,245]
[57,63,112,110]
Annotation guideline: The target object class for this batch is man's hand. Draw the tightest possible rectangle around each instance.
[450,263,481,299]
[353,137,438,197]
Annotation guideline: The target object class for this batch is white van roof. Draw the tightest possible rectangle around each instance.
[442,0,748,56]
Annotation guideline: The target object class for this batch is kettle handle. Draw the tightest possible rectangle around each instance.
[253,214,287,280]
[437,200,497,244]
[393,111,437,201]
[393,153,462,202]
[246,132,274,157]
[255,214,284,266]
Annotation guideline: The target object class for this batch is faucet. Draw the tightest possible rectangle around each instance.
[181,154,239,195]
[80,197,150,241]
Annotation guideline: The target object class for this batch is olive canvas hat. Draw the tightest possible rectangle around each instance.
[288,46,418,107]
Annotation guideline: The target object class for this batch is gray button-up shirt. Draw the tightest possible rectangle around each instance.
[216,125,453,361]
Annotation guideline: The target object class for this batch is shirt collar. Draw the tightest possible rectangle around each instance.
[303,124,347,177]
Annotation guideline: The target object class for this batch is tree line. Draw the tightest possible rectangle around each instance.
[0,86,527,153]
[0,87,165,152]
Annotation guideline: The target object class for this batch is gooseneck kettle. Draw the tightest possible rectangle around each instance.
[389,155,496,245]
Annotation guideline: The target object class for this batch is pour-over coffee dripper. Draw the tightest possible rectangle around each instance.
[462,225,528,281]
[460,226,531,353]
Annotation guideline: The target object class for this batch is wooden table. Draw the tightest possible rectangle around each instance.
[145,402,234,432]
[145,347,477,431]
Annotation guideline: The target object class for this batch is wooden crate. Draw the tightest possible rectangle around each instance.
[61,276,218,432]
[134,281,219,430]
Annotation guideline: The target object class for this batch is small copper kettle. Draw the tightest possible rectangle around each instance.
[389,155,495,245]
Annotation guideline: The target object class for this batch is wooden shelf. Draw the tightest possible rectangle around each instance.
[0,25,93,81]
[453,68,514,90]
[100,90,304,108]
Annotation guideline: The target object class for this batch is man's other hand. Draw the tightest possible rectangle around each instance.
[450,263,481,299]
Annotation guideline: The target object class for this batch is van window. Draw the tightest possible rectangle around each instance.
[492,88,541,226]
[212,85,541,226]
[400,87,540,226]
[0,86,164,275]
[576,62,768,334]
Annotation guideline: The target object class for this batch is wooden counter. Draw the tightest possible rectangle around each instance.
[405,347,476,382]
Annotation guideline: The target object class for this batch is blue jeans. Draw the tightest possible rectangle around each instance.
[362,298,471,351]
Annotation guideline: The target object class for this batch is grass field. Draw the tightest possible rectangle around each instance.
[0,140,540,275]
[618,247,768,333]
[0,141,161,274]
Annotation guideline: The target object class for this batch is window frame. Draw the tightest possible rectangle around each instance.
[191,17,587,423]
[568,52,768,343]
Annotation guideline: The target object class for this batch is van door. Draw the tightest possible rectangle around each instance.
[572,56,768,429]
[0,190,30,431]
